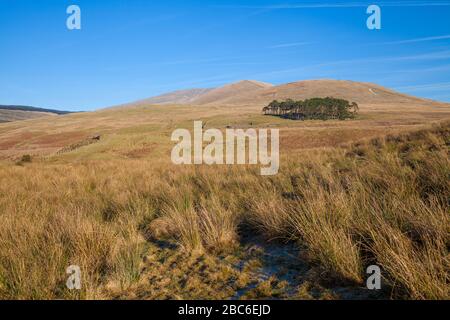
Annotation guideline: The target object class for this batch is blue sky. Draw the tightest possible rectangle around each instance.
[1,0,450,111]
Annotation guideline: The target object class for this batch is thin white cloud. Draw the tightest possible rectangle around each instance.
[160,57,230,66]
[368,64,450,74]
[386,50,450,61]
[268,42,311,49]
[217,1,450,9]
[395,82,450,91]
[382,34,450,45]
[248,49,450,78]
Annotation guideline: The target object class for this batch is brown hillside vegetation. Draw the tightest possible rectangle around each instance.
[0,106,72,123]
[0,120,449,299]
[246,80,440,106]
[191,80,273,105]
[139,88,214,105]
[0,80,449,300]
[140,79,448,108]
[0,109,56,123]
[1,81,450,160]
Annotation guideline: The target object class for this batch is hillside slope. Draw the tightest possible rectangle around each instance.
[0,109,55,123]
[1,79,450,160]
[140,88,214,105]
[191,80,273,105]
[0,105,73,123]
[235,80,439,106]
[139,79,447,108]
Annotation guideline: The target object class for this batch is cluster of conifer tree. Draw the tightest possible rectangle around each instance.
[263,97,359,120]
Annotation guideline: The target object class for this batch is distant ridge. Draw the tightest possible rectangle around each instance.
[137,79,447,107]
[0,105,73,115]
[0,105,75,123]
[139,80,273,106]
[140,88,214,105]
[191,80,273,105]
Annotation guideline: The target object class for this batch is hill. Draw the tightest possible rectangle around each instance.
[139,79,447,108]
[0,105,74,123]
[247,80,439,106]
[191,80,273,105]
[0,79,449,301]
[1,79,449,160]
[139,88,214,105]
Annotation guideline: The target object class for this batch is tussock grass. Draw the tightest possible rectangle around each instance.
[0,122,448,299]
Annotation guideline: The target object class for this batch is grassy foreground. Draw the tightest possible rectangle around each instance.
[0,121,448,300]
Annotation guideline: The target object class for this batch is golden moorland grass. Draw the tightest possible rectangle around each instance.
[0,98,449,299]
[0,113,448,300]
